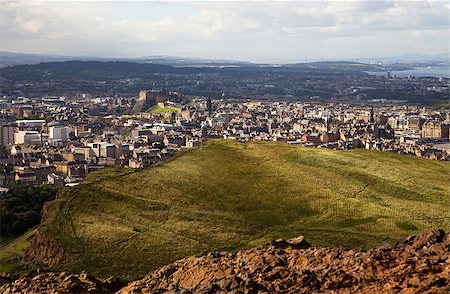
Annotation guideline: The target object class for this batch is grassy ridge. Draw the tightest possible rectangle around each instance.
[43,140,449,280]
[149,105,180,114]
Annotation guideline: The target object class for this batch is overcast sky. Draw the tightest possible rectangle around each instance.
[1,0,449,63]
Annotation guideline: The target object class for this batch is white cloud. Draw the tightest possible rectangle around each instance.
[0,0,448,61]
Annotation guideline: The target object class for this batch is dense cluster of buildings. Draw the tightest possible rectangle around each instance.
[0,90,449,188]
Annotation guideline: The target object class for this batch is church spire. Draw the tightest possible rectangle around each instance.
[207,90,212,114]
[370,106,375,123]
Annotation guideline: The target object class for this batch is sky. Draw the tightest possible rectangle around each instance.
[1,0,449,63]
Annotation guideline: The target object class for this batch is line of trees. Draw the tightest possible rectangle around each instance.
[0,185,57,240]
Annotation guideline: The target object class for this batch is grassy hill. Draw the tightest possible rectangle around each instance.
[149,105,180,114]
[25,140,450,280]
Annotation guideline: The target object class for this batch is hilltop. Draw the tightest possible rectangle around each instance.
[4,140,449,280]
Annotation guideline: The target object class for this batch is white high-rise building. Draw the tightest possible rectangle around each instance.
[49,122,69,143]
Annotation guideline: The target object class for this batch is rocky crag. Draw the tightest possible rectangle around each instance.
[0,271,123,294]
[1,230,449,293]
[22,229,72,268]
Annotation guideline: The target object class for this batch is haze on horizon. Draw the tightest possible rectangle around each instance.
[1,0,449,63]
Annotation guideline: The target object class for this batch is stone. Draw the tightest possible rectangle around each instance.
[287,236,311,249]
[3,231,449,294]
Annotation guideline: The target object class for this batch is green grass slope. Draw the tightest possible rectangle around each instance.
[42,140,449,280]
[149,105,180,114]
[0,229,36,272]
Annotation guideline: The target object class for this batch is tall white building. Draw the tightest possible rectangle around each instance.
[0,125,14,146]
[49,122,69,143]
[87,142,117,159]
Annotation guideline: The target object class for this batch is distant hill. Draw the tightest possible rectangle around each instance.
[0,61,205,82]
[284,61,411,72]
[138,55,255,67]
[0,51,254,68]
[0,51,113,68]
[0,60,380,83]
[0,59,395,82]
[0,51,411,76]
[3,140,448,280]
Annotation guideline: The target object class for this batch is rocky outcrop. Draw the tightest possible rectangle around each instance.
[0,271,123,294]
[22,229,71,268]
[119,230,450,293]
[40,202,52,224]
[2,230,449,293]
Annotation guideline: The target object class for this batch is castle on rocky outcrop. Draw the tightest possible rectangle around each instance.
[132,90,182,114]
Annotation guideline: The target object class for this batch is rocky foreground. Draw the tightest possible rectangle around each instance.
[1,230,449,293]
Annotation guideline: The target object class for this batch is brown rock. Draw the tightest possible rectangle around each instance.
[287,236,311,249]
[4,230,449,294]
[22,229,72,267]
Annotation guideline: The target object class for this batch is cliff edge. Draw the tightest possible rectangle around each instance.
[1,230,449,293]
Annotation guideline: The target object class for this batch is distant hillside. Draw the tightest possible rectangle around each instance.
[0,60,384,83]
[0,51,79,68]
[284,61,411,72]
[138,55,255,67]
[2,140,449,280]
[0,61,206,82]
[0,51,129,68]
[0,51,254,68]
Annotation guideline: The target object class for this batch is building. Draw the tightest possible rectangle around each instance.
[14,167,36,184]
[186,137,202,148]
[0,125,14,146]
[88,142,117,159]
[54,161,88,178]
[320,132,340,143]
[14,131,41,145]
[387,117,398,129]
[131,128,153,138]
[133,90,164,114]
[72,147,95,161]
[47,173,65,186]
[49,122,70,143]
[422,122,450,139]
[376,114,388,125]
[132,90,182,114]
[15,119,45,128]
[407,116,424,130]
[301,133,321,143]
[357,112,371,123]
[207,93,212,113]
[181,109,191,120]
[132,148,161,166]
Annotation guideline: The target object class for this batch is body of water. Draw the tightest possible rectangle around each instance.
[366,66,450,78]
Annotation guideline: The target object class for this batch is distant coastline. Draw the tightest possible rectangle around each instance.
[366,66,450,78]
